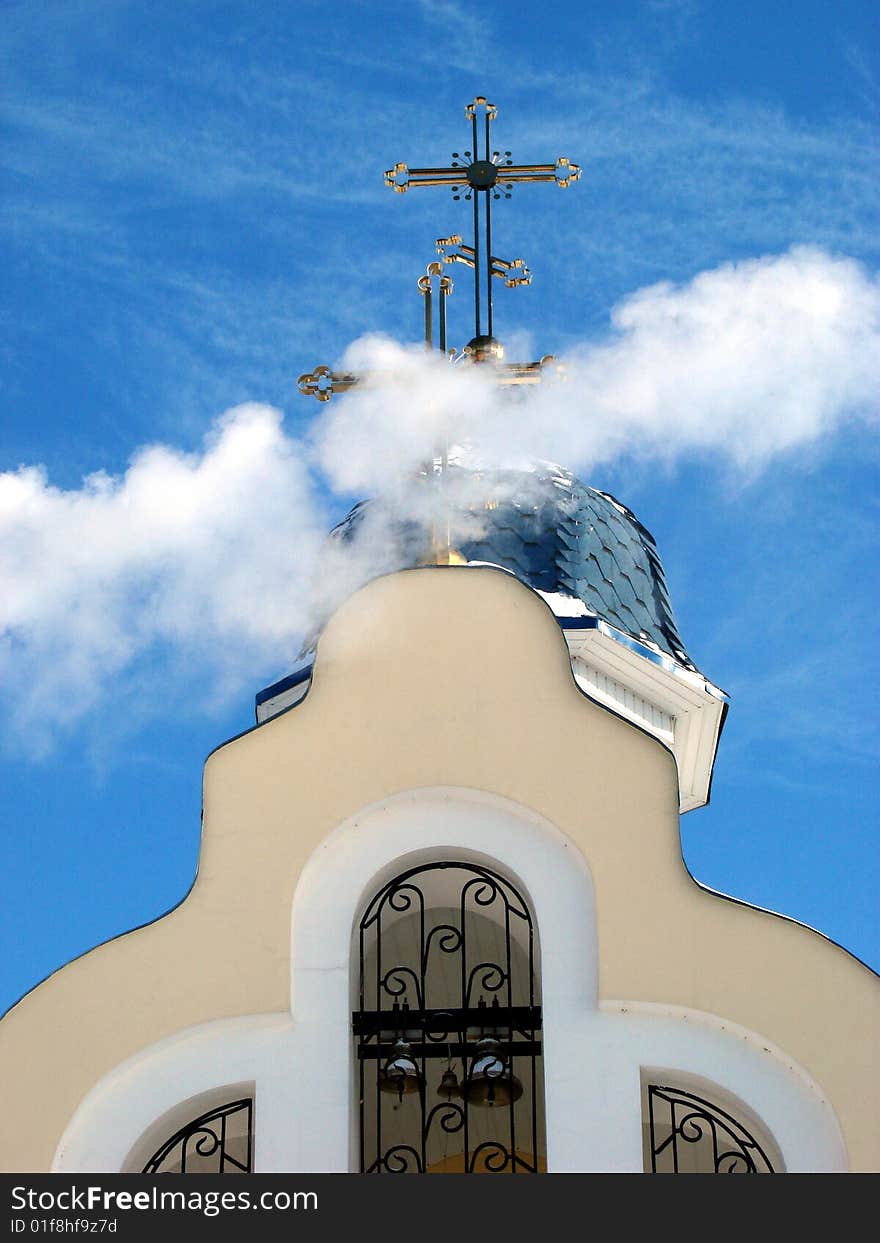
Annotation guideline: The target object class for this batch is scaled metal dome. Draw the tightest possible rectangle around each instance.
[257,460,725,814]
[324,462,697,672]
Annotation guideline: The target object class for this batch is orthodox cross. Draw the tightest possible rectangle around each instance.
[296,259,451,403]
[386,96,578,346]
[298,97,579,402]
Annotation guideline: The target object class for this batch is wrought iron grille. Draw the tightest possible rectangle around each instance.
[354,861,544,1174]
[142,1099,253,1174]
[647,1084,776,1173]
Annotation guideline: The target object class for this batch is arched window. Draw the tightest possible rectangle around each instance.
[642,1074,783,1173]
[126,1087,254,1174]
[353,860,546,1173]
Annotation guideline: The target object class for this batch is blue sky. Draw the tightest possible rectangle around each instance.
[1,0,878,1016]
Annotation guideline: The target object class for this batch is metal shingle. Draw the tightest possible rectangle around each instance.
[317,465,697,671]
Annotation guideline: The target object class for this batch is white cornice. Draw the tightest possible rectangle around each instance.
[562,622,726,813]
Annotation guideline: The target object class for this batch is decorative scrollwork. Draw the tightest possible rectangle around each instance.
[422,923,462,974]
[463,875,501,909]
[717,1150,756,1174]
[465,962,507,1006]
[677,1109,713,1147]
[468,1141,511,1173]
[356,860,543,1174]
[142,1099,252,1174]
[647,1085,775,1174]
[380,965,423,1010]
[189,1128,220,1159]
[424,1100,466,1138]
[387,882,422,915]
[380,1145,424,1173]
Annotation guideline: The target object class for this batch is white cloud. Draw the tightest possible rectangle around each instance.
[541,245,880,469]
[0,404,324,747]
[3,248,877,749]
[315,246,880,484]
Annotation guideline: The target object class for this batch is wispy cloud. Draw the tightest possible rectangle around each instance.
[3,5,876,475]
[843,39,880,118]
[415,0,491,49]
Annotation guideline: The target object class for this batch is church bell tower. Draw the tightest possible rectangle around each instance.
[0,98,877,1177]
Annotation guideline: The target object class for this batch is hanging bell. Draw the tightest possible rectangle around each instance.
[438,1067,461,1100]
[379,1039,422,1102]
[460,1037,523,1108]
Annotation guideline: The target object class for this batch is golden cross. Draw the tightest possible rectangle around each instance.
[385,96,579,342]
[297,261,454,403]
[297,98,576,402]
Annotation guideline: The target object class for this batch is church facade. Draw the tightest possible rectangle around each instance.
[1,560,876,1173]
[1,96,877,1175]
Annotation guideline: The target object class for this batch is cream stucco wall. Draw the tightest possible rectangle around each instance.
[1,567,877,1171]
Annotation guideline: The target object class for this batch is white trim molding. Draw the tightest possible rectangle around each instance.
[566,625,726,812]
[53,789,844,1173]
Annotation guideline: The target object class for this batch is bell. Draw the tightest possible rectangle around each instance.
[379,1039,422,1103]
[438,1067,461,1100]
[460,1038,523,1108]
